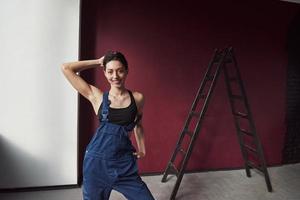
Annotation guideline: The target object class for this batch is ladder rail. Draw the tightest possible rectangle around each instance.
[223,62,252,177]
[162,49,222,182]
[169,50,228,200]
[229,49,273,192]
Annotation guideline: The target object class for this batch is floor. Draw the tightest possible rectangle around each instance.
[0,163,299,200]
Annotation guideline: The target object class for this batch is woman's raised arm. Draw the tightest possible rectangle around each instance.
[61,57,104,104]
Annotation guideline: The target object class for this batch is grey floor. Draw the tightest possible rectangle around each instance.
[0,163,299,200]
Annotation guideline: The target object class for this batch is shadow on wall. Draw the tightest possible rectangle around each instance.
[284,10,300,164]
[0,134,50,189]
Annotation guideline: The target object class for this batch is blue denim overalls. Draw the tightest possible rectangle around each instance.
[82,91,155,200]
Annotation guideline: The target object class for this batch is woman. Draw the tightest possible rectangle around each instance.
[61,51,155,200]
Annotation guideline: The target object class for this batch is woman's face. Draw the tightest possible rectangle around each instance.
[104,60,128,88]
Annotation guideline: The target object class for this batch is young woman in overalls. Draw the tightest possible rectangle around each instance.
[61,51,155,200]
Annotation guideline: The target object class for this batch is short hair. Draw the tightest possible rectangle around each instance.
[103,51,128,70]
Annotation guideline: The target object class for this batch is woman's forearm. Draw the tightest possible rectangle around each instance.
[134,125,146,155]
[62,59,101,73]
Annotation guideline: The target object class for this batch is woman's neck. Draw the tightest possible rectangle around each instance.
[109,86,127,97]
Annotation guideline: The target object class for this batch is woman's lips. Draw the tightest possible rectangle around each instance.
[112,80,121,84]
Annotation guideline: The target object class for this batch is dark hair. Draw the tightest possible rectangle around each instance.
[103,51,128,70]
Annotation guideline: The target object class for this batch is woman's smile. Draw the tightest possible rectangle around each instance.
[112,80,121,85]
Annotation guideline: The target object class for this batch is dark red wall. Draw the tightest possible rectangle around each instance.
[80,0,300,173]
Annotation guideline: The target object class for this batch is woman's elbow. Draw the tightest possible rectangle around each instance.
[61,63,69,71]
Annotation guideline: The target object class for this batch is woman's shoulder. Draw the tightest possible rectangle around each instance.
[131,91,145,107]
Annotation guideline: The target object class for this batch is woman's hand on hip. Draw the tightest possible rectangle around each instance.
[133,151,145,159]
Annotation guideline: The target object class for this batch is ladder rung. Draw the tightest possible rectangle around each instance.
[206,76,214,81]
[247,161,263,173]
[178,148,187,155]
[213,56,222,64]
[170,163,179,176]
[183,129,194,137]
[214,55,232,64]
[231,95,244,100]
[190,111,200,118]
[233,111,248,118]
[240,128,253,136]
[243,144,257,154]
[199,94,206,99]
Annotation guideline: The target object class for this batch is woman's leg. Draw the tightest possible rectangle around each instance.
[110,157,155,200]
[82,155,113,200]
[82,182,112,200]
[113,175,155,200]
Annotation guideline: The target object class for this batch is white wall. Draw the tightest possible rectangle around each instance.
[0,0,79,188]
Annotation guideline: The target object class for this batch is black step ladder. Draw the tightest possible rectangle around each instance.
[161,47,273,200]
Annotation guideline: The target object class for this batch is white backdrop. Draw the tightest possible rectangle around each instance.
[0,0,79,188]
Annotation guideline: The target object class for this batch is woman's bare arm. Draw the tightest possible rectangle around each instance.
[61,57,104,112]
[133,92,146,159]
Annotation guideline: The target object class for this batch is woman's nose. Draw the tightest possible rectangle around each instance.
[112,72,119,78]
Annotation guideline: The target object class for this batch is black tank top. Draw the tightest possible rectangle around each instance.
[98,90,138,126]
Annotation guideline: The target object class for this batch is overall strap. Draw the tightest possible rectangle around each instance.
[101,92,110,122]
